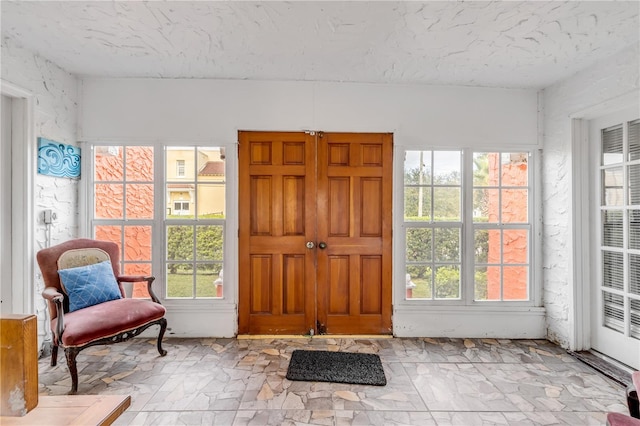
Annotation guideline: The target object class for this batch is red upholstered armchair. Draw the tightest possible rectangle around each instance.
[37,238,167,394]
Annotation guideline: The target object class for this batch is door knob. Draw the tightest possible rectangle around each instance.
[306,241,315,249]
[318,242,327,249]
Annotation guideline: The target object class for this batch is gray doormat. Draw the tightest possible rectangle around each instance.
[286,350,386,386]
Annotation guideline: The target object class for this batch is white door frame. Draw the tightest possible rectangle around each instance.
[0,80,35,314]
[570,89,640,352]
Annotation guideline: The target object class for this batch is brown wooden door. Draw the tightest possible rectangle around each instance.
[238,131,392,335]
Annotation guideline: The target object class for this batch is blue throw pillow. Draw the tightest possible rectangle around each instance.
[58,260,122,312]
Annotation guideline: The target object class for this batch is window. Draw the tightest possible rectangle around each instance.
[173,201,190,214]
[403,149,532,303]
[90,145,226,300]
[176,159,185,177]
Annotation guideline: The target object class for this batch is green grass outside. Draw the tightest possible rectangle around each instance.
[167,272,220,298]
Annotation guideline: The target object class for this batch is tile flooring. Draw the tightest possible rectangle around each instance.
[37,337,631,425]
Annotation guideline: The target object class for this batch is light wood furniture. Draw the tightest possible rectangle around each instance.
[0,394,131,426]
[0,314,38,416]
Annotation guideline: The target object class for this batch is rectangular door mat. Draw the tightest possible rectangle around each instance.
[286,350,386,386]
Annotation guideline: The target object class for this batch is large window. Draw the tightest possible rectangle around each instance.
[90,145,226,300]
[404,149,532,303]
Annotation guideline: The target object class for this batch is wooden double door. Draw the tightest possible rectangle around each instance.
[238,131,392,335]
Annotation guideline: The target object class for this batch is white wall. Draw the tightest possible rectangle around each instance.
[1,38,79,349]
[542,43,640,349]
[80,78,542,338]
[80,79,538,148]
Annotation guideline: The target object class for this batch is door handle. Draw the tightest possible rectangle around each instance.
[306,241,315,249]
[318,242,327,249]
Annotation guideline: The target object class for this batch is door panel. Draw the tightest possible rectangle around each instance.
[239,131,392,335]
[239,132,317,334]
[317,133,392,335]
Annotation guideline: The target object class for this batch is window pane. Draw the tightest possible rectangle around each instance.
[126,184,154,219]
[433,187,460,220]
[629,164,640,205]
[474,229,489,263]
[473,188,494,222]
[195,264,218,298]
[167,264,193,298]
[629,254,640,295]
[435,265,460,299]
[94,226,121,247]
[167,226,194,261]
[503,266,528,300]
[602,125,623,166]
[630,119,640,161]
[433,151,460,185]
[167,147,195,180]
[406,266,431,299]
[434,228,459,262]
[501,153,528,186]
[404,151,431,185]
[603,168,623,206]
[603,210,623,248]
[483,266,502,301]
[603,291,624,332]
[631,210,640,250]
[602,251,624,291]
[474,266,492,301]
[502,229,528,264]
[124,263,151,276]
[94,146,123,181]
[196,225,224,261]
[406,228,431,262]
[631,298,640,340]
[124,226,152,261]
[197,149,226,182]
[501,189,528,223]
[404,186,430,221]
[123,263,152,298]
[473,153,490,187]
[95,184,123,219]
[198,184,226,218]
[126,146,154,181]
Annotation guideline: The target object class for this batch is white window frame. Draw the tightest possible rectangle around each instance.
[398,147,539,308]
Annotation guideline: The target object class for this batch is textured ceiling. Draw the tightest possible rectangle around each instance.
[1,1,639,89]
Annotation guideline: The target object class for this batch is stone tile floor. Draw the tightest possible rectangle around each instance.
[37,337,630,425]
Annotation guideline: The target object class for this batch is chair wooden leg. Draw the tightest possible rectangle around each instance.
[157,318,168,357]
[65,347,80,394]
[51,344,58,367]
